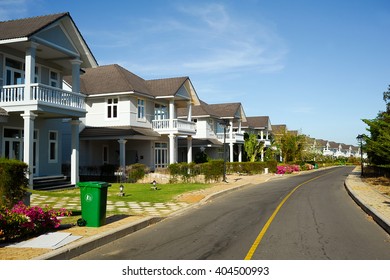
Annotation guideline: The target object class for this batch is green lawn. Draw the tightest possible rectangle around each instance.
[30,182,210,204]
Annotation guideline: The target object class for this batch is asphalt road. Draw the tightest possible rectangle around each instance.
[74,166,390,260]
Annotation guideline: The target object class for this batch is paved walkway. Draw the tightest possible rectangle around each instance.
[30,194,191,217]
[1,167,389,260]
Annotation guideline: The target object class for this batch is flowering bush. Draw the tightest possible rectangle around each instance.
[276,164,301,174]
[0,202,71,242]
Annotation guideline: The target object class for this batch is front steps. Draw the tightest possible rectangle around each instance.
[33,175,75,191]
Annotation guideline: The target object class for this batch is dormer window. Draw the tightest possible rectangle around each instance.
[107,98,118,118]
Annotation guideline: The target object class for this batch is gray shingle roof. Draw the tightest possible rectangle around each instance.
[0,12,69,41]
[77,64,152,96]
[146,77,188,97]
[242,116,270,129]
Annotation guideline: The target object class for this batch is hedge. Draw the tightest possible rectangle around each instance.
[0,158,29,208]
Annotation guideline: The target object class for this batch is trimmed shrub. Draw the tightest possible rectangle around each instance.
[0,158,29,208]
[201,160,224,183]
[168,162,201,183]
[126,163,150,183]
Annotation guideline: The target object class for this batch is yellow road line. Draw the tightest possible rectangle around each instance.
[244,171,336,260]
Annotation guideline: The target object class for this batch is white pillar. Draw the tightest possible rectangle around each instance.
[169,134,175,164]
[169,99,175,129]
[118,138,127,171]
[187,102,192,122]
[21,111,37,188]
[238,144,242,162]
[229,120,234,162]
[25,43,38,101]
[187,136,192,163]
[71,119,81,185]
[70,59,82,93]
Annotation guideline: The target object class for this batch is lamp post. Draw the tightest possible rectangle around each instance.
[356,134,364,176]
[220,119,229,183]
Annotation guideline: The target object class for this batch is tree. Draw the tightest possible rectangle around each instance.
[244,133,264,162]
[362,87,390,165]
[279,132,306,163]
[362,113,390,165]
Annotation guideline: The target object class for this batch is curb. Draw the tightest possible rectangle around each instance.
[33,216,164,260]
[344,176,390,235]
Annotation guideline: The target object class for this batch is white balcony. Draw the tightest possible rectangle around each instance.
[152,119,196,135]
[0,83,86,116]
[217,132,245,143]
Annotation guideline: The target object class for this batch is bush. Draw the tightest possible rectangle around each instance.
[0,202,71,242]
[0,158,29,208]
[168,162,201,183]
[126,163,150,183]
[201,160,224,183]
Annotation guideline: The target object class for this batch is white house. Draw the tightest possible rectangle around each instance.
[239,116,272,161]
[0,13,97,188]
[177,100,247,162]
[63,64,200,176]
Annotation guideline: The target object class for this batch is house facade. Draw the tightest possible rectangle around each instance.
[239,116,272,161]
[63,64,200,176]
[177,101,246,162]
[0,13,97,188]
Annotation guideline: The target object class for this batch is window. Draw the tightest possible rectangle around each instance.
[154,142,168,169]
[48,131,58,163]
[5,58,24,85]
[107,98,118,118]
[154,103,168,120]
[50,71,59,87]
[137,99,145,119]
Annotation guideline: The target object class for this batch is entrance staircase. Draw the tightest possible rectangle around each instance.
[33,175,75,191]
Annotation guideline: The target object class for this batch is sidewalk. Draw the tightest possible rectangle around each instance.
[1,167,389,260]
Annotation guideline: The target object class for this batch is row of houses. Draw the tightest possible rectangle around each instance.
[0,12,360,189]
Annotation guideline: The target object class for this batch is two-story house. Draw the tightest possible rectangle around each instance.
[177,100,246,163]
[63,64,200,175]
[239,116,272,161]
[0,13,97,188]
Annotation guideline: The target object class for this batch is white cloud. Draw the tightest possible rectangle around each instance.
[89,2,288,78]
[0,0,28,20]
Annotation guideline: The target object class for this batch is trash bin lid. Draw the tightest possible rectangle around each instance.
[77,181,110,188]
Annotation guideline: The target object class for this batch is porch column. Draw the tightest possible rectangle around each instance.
[187,102,192,122]
[229,120,234,162]
[238,144,242,162]
[118,139,127,180]
[260,130,264,140]
[187,135,192,163]
[21,111,37,188]
[169,99,175,129]
[70,59,82,93]
[25,42,38,101]
[71,119,81,185]
[169,134,176,164]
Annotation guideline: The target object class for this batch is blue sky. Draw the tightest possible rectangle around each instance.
[1,0,390,146]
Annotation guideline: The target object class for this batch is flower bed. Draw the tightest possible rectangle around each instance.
[0,202,71,242]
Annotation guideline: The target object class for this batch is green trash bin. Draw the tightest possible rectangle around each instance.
[77,181,110,227]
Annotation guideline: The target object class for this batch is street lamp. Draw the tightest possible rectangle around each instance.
[220,119,230,183]
[356,134,364,176]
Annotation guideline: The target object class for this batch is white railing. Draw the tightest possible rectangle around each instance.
[0,84,85,109]
[217,132,244,142]
[152,119,196,133]
[0,85,24,102]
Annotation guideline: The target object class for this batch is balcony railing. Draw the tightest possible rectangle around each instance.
[0,83,85,110]
[152,119,196,134]
[217,132,244,142]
